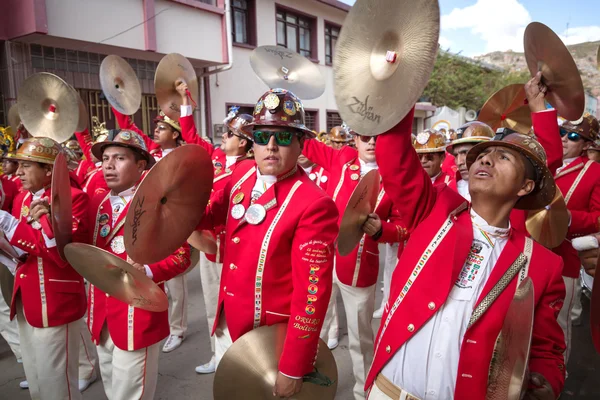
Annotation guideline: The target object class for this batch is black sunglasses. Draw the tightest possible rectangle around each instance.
[559,128,583,142]
[358,135,377,143]
[253,131,297,146]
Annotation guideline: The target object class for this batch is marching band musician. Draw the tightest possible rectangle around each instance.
[1,129,24,193]
[0,137,90,400]
[297,153,329,191]
[446,121,495,201]
[74,128,109,197]
[175,82,257,374]
[195,88,339,398]
[329,125,353,150]
[302,124,407,400]
[87,130,191,400]
[412,129,454,187]
[111,106,191,354]
[366,107,566,400]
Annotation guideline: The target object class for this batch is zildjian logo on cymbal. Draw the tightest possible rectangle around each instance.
[265,48,294,60]
[348,96,381,124]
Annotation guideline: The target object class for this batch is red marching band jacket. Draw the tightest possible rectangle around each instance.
[0,175,18,211]
[9,187,90,328]
[304,165,330,191]
[75,128,109,197]
[86,190,191,351]
[197,161,339,378]
[366,108,566,398]
[302,139,407,287]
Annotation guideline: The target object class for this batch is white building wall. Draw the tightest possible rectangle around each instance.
[207,0,347,136]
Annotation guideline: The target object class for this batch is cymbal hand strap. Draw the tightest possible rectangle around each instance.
[185,89,197,108]
[302,368,335,387]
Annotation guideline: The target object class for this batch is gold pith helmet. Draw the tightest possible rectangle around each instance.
[155,111,181,133]
[91,116,110,143]
[446,121,495,154]
[12,137,62,165]
[228,114,253,141]
[91,129,155,169]
[64,140,82,152]
[466,128,555,210]
[560,113,599,142]
[330,126,352,143]
[317,131,329,143]
[413,129,447,153]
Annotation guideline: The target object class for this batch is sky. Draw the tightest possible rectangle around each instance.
[339,0,600,57]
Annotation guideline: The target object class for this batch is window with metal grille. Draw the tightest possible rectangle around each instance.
[231,0,256,46]
[325,23,340,65]
[276,8,316,59]
[326,111,343,132]
[304,110,318,132]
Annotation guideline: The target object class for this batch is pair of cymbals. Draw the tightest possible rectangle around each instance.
[486,278,534,400]
[64,243,168,312]
[525,188,569,249]
[17,72,80,143]
[250,45,325,100]
[524,22,585,121]
[155,53,199,121]
[124,145,213,265]
[51,152,73,260]
[337,170,381,256]
[214,324,337,400]
[100,55,142,115]
[478,85,532,135]
[334,0,440,135]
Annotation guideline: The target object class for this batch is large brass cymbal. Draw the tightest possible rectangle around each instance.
[17,73,79,143]
[76,95,88,132]
[487,278,534,400]
[187,230,217,255]
[64,243,168,312]
[334,0,440,135]
[124,145,213,265]
[250,45,325,100]
[592,254,600,353]
[155,53,199,121]
[99,55,142,115]
[337,170,380,256]
[0,234,19,306]
[478,84,532,134]
[526,188,569,249]
[524,22,585,121]
[214,324,337,400]
[51,152,73,260]
[8,104,20,130]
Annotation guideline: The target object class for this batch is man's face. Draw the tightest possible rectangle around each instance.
[330,140,345,150]
[3,159,18,175]
[297,154,313,169]
[452,143,476,181]
[253,127,302,176]
[153,122,178,148]
[588,149,600,163]
[354,135,377,163]
[221,131,247,156]
[16,161,52,192]
[101,146,147,194]
[419,152,445,178]
[468,146,535,203]
[562,132,589,159]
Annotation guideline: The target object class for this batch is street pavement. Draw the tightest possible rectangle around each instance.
[1,252,599,399]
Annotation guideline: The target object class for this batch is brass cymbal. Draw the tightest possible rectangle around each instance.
[51,152,73,260]
[337,170,380,256]
[8,104,20,130]
[17,72,79,143]
[99,55,142,115]
[592,254,600,353]
[487,278,534,400]
[478,84,532,134]
[124,145,213,265]
[214,324,337,400]
[187,230,217,255]
[524,22,585,121]
[155,53,199,121]
[526,188,569,249]
[250,45,325,100]
[0,234,19,306]
[333,0,440,135]
[76,95,88,132]
[64,243,168,312]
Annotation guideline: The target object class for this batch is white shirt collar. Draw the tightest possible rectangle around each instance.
[359,158,378,176]
[32,187,46,200]
[302,165,314,174]
[110,186,136,199]
[430,171,441,184]
[226,155,241,168]
[470,209,511,237]
[256,167,277,185]
[162,148,175,156]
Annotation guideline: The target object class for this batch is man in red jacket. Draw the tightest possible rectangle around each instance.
[196,88,339,398]
[0,137,89,400]
[87,130,190,400]
[367,107,565,400]
[413,129,454,187]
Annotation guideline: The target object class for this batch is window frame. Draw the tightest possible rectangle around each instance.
[304,108,320,132]
[324,21,341,66]
[326,110,343,132]
[275,5,319,62]
[231,0,257,49]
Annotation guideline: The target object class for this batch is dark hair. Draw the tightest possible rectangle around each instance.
[243,139,253,153]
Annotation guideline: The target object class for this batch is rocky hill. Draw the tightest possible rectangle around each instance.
[474,41,600,96]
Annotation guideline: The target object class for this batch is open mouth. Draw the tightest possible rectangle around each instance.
[474,169,491,177]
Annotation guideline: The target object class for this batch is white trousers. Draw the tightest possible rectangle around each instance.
[214,310,233,368]
[0,289,21,360]
[165,274,188,337]
[570,274,583,322]
[96,325,159,400]
[367,381,393,400]
[558,276,576,364]
[78,317,98,380]
[199,252,222,352]
[379,243,399,310]
[16,301,81,400]
[322,270,375,400]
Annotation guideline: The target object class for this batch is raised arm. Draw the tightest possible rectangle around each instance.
[75,128,94,162]
[176,82,215,155]
[376,107,436,232]
[111,106,160,153]
[302,138,349,171]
